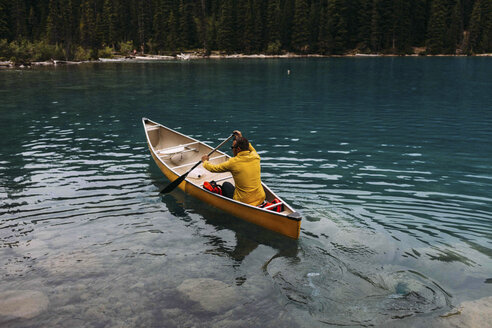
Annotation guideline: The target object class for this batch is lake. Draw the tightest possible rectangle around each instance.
[1,58,491,327]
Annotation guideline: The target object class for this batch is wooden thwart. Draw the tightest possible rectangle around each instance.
[172,154,227,169]
[157,141,200,154]
[262,201,285,210]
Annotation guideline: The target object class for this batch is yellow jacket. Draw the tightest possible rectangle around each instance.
[203,144,265,206]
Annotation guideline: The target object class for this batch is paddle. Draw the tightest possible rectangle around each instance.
[159,133,235,194]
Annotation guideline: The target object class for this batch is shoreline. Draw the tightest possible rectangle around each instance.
[1,52,491,69]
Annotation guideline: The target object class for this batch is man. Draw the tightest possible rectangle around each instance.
[201,131,266,206]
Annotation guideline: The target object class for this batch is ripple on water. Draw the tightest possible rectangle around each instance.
[265,245,451,326]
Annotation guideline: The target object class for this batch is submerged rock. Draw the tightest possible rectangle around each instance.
[0,290,49,319]
[439,296,492,327]
[177,278,240,312]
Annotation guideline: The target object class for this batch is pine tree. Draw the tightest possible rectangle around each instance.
[61,0,75,59]
[427,0,448,54]
[280,0,295,50]
[167,10,178,51]
[468,0,492,53]
[217,0,235,53]
[12,0,28,39]
[206,14,217,51]
[80,0,97,50]
[266,0,281,45]
[153,0,167,51]
[329,0,348,54]
[448,0,464,54]
[318,0,333,54]
[292,0,310,52]
[483,0,492,52]
[308,1,320,52]
[135,0,152,53]
[393,0,412,54]
[411,0,428,47]
[0,0,10,39]
[468,0,482,53]
[356,0,373,52]
[252,0,265,52]
[243,0,255,53]
[371,0,382,52]
[179,0,198,49]
[46,0,62,43]
[199,0,209,52]
[101,0,117,48]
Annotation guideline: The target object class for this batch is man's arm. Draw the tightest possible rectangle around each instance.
[202,157,232,173]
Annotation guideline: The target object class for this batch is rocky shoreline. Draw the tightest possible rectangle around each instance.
[1,51,491,69]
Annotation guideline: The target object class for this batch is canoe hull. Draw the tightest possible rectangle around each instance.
[144,119,301,239]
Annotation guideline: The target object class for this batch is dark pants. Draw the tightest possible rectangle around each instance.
[221,182,235,199]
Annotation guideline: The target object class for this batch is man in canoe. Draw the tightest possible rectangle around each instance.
[201,131,266,206]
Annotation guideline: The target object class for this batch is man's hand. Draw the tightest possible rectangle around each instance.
[201,155,209,162]
[233,130,242,138]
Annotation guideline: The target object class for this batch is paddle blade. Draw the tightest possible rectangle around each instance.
[160,174,188,194]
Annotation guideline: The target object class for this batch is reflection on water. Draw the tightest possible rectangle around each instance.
[1,59,492,326]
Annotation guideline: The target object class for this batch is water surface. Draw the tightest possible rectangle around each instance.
[1,58,491,327]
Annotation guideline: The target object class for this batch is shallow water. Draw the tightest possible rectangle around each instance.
[1,58,491,327]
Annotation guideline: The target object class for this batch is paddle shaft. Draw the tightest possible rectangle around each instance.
[160,134,235,193]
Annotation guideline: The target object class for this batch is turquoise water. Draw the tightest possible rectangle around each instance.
[1,58,491,326]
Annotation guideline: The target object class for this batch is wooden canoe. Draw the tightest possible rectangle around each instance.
[142,118,302,239]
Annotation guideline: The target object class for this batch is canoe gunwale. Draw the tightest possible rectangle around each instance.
[142,118,302,235]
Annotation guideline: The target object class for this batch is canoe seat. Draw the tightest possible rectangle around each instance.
[158,146,186,155]
[157,141,199,157]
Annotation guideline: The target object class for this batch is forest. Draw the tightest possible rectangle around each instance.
[0,0,491,63]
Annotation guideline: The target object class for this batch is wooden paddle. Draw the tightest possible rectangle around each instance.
[160,133,235,194]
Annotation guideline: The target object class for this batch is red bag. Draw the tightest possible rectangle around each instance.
[203,181,222,195]
[260,198,283,212]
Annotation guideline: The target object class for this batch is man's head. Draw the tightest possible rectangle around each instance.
[232,136,249,155]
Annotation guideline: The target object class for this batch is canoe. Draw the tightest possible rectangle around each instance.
[142,118,302,239]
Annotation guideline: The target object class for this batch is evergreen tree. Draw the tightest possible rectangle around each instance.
[469,0,492,53]
[411,0,428,47]
[80,0,97,50]
[46,0,62,44]
[12,0,28,39]
[427,0,448,54]
[371,0,382,52]
[135,0,152,53]
[448,0,464,53]
[484,0,492,52]
[179,0,198,49]
[101,0,117,48]
[234,0,246,51]
[153,0,167,51]
[329,0,348,54]
[27,5,36,40]
[62,0,75,59]
[393,0,412,53]
[356,0,373,52]
[252,0,265,51]
[0,0,10,39]
[292,0,310,52]
[266,0,281,45]
[468,0,482,53]
[167,10,178,51]
[206,14,217,51]
[243,0,255,53]
[308,1,321,52]
[281,0,295,50]
[318,0,334,54]
[217,0,235,53]
[199,0,209,52]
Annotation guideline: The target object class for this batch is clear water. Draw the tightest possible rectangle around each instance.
[1,58,491,327]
